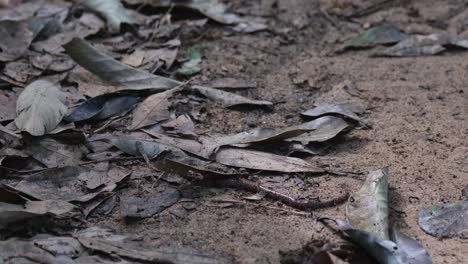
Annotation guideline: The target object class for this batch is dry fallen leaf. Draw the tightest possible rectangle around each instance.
[81,0,135,33]
[15,80,67,136]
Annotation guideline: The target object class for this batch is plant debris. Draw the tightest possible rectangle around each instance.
[418,200,468,239]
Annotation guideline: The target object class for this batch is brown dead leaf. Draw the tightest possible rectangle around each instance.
[215,148,324,173]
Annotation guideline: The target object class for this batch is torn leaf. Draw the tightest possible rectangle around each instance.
[120,187,180,218]
[418,200,468,239]
[284,116,351,144]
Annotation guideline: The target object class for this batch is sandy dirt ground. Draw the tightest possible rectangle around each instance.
[84,0,468,263]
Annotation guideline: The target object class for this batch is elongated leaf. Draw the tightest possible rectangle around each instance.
[346,168,389,240]
[192,85,272,107]
[66,93,139,122]
[215,148,323,173]
[285,116,350,143]
[63,38,180,91]
[15,80,67,136]
[129,87,180,130]
[418,200,468,239]
[302,104,365,125]
[104,136,180,159]
[64,38,271,107]
[143,131,217,159]
[82,0,134,33]
[343,24,407,49]
[379,34,468,57]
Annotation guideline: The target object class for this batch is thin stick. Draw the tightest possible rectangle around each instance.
[216,178,349,210]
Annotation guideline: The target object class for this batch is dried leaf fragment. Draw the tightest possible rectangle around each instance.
[15,80,67,136]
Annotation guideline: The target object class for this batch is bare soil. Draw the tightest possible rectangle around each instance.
[88,1,468,263]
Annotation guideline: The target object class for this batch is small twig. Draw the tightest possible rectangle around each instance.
[216,178,349,210]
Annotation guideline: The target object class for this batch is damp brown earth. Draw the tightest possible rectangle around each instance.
[1,0,467,263]
[88,1,467,263]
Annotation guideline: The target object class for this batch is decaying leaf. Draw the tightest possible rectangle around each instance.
[0,197,81,232]
[302,104,365,125]
[343,24,407,49]
[103,136,179,159]
[418,200,468,239]
[143,131,217,159]
[323,218,426,264]
[379,34,468,57]
[157,157,239,179]
[346,168,389,240]
[65,93,139,122]
[161,114,197,138]
[63,38,180,91]
[64,39,271,107]
[215,116,342,146]
[15,80,67,136]
[23,137,88,168]
[120,187,180,218]
[77,226,233,263]
[12,165,128,202]
[81,0,134,33]
[192,85,272,107]
[285,116,351,144]
[0,236,78,263]
[391,227,432,264]
[0,20,33,61]
[215,148,324,173]
[144,0,267,33]
[129,86,181,130]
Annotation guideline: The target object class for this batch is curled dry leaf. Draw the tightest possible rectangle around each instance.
[215,148,324,173]
[129,86,182,130]
[215,116,343,146]
[418,200,468,239]
[285,116,351,144]
[379,34,468,57]
[15,80,67,136]
[346,168,389,240]
[302,104,366,126]
[191,85,272,107]
[103,136,182,159]
[81,0,134,33]
[120,187,180,219]
[63,38,180,91]
[342,24,407,49]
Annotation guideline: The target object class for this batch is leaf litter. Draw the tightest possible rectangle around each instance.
[0,0,450,262]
